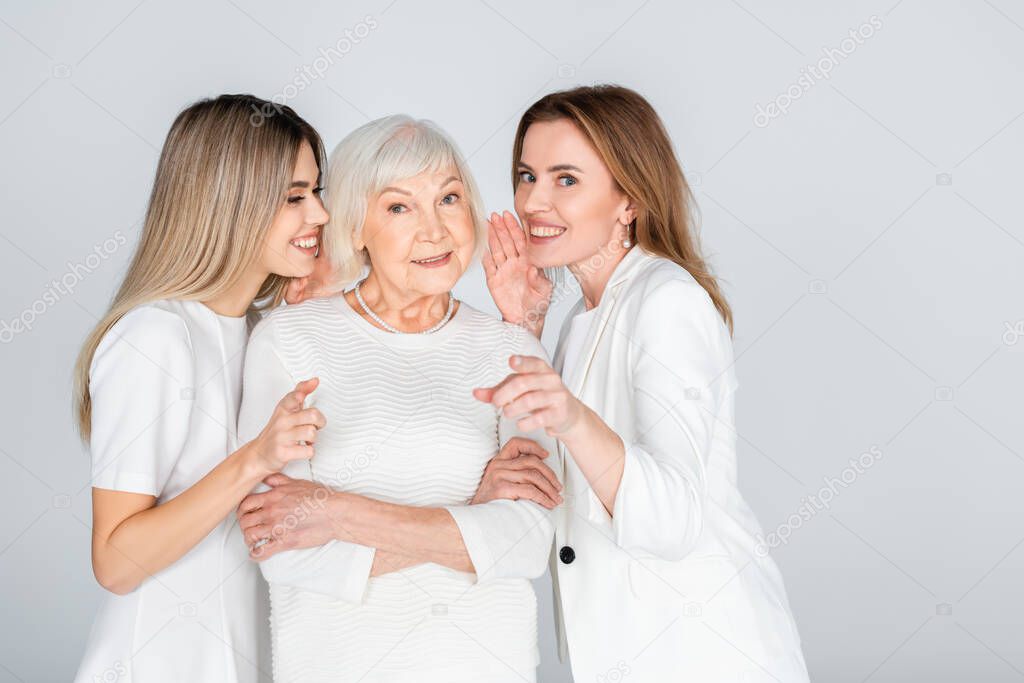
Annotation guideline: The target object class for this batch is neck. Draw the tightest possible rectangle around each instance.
[201,266,268,318]
[568,239,632,310]
[354,271,452,331]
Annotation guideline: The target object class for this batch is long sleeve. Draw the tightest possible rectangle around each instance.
[604,276,739,561]
[443,327,559,582]
[238,317,376,603]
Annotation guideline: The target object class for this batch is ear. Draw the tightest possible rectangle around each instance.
[619,199,637,227]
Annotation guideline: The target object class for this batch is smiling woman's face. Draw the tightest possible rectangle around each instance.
[514,118,634,269]
[356,167,476,297]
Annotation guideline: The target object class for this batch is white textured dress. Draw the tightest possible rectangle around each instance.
[236,296,558,683]
[75,299,266,683]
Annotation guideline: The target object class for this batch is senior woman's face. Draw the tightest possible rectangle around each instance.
[359,168,476,295]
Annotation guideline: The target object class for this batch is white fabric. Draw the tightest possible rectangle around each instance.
[75,299,266,683]
[557,305,599,392]
[550,247,810,682]
[236,296,559,683]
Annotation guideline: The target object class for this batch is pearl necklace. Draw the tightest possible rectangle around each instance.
[353,279,456,335]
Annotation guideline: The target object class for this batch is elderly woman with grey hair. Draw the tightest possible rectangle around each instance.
[235,115,563,683]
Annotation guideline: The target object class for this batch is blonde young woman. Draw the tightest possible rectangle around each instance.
[72,94,330,682]
[233,115,561,683]
[473,85,811,681]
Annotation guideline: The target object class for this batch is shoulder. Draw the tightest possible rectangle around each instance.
[250,296,339,340]
[91,300,194,379]
[454,301,550,361]
[623,255,719,323]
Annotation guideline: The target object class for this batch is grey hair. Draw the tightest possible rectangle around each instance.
[321,114,487,288]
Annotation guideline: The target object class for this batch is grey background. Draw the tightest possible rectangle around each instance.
[1,0,1022,681]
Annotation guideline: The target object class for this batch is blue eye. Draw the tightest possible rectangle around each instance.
[441,193,459,205]
[518,171,535,183]
[558,175,577,187]
[388,204,406,214]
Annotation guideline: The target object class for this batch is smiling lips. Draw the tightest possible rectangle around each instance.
[290,232,318,252]
[528,222,567,239]
[412,251,452,267]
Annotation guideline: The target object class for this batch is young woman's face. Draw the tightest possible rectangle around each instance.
[357,167,476,298]
[514,118,634,269]
[261,140,330,278]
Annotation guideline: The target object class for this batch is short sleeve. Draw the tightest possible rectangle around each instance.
[89,305,196,496]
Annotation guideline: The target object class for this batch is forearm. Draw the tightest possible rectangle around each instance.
[94,443,266,594]
[370,549,423,577]
[561,405,626,515]
[328,493,474,574]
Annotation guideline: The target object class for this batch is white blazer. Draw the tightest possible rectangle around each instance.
[549,246,810,682]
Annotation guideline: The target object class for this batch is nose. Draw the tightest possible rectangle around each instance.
[309,193,329,227]
[419,207,449,242]
[520,180,551,216]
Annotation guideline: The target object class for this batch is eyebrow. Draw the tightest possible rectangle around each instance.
[380,176,462,196]
[517,162,584,174]
[289,180,311,189]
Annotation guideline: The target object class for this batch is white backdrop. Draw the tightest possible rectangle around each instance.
[1,1,1023,681]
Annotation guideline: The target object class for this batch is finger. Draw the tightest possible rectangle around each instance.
[505,436,549,458]
[238,508,266,529]
[263,473,294,488]
[493,214,519,260]
[237,493,265,515]
[506,454,562,491]
[487,214,507,264]
[516,407,557,433]
[497,436,548,460]
[284,444,315,462]
[509,467,562,502]
[502,389,551,420]
[250,538,283,561]
[288,407,326,429]
[506,483,560,509]
[280,378,319,412]
[490,374,551,410]
[244,523,271,546]
[287,424,318,445]
[508,355,553,374]
[502,211,528,253]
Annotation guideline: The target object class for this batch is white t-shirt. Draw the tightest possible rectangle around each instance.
[75,299,265,683]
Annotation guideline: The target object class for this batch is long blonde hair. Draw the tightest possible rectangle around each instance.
[512,84,733,335]
[73,93,325,441]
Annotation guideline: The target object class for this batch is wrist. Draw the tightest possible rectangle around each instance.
[327,491,358,543]
[234,441,273,484]
[559,403,600,448]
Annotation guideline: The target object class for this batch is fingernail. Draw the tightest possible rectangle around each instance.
[510,355,521,367]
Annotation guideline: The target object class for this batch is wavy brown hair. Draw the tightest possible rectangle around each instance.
[73,94,325,441]
[511,84,733,335]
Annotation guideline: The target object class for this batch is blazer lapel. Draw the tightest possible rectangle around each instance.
[565,246,654,397]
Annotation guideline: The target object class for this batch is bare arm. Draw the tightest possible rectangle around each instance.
[92,443,266,594]
[92,378,325,595]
